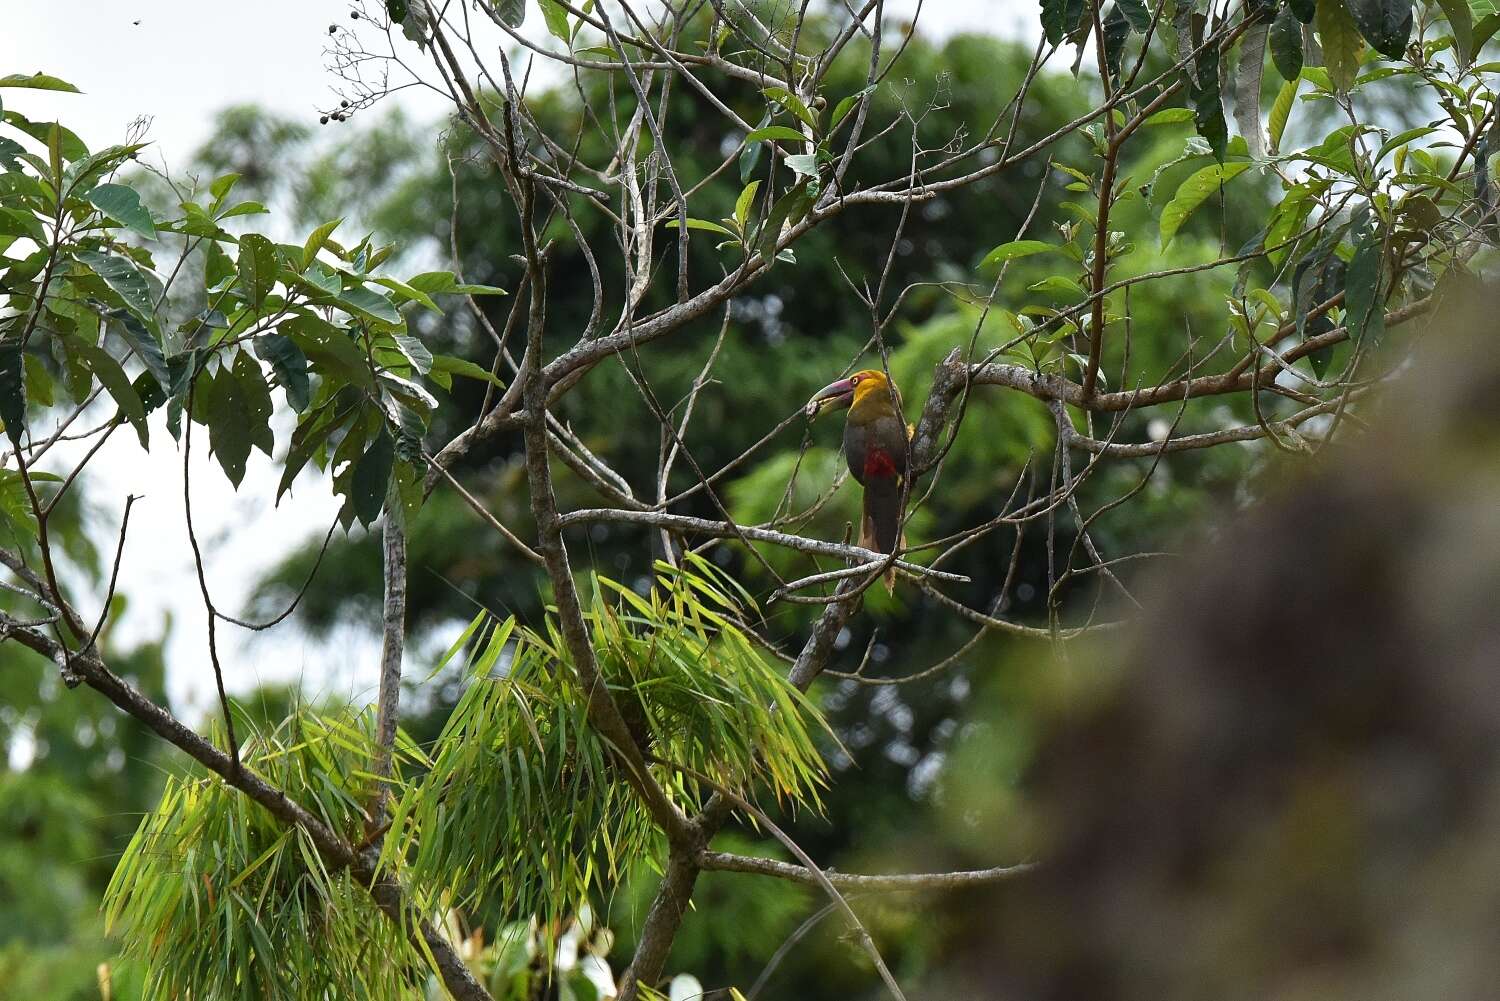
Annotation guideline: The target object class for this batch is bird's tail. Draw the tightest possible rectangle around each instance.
[861,478,904,593]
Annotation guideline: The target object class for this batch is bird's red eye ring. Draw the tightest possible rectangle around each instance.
[850,375,861,384]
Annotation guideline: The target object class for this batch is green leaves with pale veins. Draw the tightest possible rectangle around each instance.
[1159,162,1254,247]
[76,249,156,328]
[74,338,149,447]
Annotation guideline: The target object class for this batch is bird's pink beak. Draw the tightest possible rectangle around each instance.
[806,377,855,417]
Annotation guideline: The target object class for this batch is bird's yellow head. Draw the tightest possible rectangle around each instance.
[806,369,903,421]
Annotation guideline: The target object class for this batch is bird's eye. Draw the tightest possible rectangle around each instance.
[850,376,860,384]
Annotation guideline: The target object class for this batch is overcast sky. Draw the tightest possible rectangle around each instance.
[2,0,1025,719]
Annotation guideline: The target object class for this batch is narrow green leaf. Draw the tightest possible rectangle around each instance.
[302,219,342,269]
[0,73,81,93]
[337,285,401,325]
[829,85,876,130]
[1435,0,1473,60]
[1115,0,1152,32]
[0,344,24,448]
[664,217,735,236]
[1159,162,1254,247]
[744,125,808,143]
[734,180,761,231]
[74,339,148,447]
[1267,78,1299,155]
[762,87,817,131]
[1143,107,1196,126]
[979,240,1064,267]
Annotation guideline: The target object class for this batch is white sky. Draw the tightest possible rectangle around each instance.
[2,0,1020,720]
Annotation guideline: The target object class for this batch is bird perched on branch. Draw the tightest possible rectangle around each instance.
[807,368,911,591]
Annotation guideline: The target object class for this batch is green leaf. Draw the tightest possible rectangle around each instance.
[237,233,279,312]
[373,275,441,314]
[232,350,274,458]
[337,284,401,325]
[1473,12,1500,60]
[430,354,505,389]
[209,172,240,206]
[783,153,819,179]
[744,125,808,143]
[115,314,170,392]
[1317,0,1366,92]
[762,87,817,131]
[735,180,761,231]
[75,249,156,327]
[1377,125,1437,161]
[1159,162,1254,247]
[1041,0,1087,43]
[1115,0,1152,32]
[1267,78,1299,155]
[1270,7,1306,80]
[350,429,395,527]
[979,240,1065,266]
[538,0,571,42]
[1435,0,1473,60]
[1344,226,1384,344]
[74,339,148,447]
[829,85,876,131]
[1143,107,1196,126]
[665,217,735,236]
[0,343,24,448]
[1345,0,1412,57]
[218,201,268,220]
[489,0,526,28]
[0,73,81,93]
[87,183,157,238]
[302,219,342,269]
[1188,39,1229,161]
[254,334,311,411]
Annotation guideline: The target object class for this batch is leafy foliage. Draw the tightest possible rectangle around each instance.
[397,557,830,931]
[103,710,425,1000]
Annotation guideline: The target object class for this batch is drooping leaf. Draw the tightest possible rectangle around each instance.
[0,343,24,448]
[74,339,148,447]
[1270,6,1306,80]
[664,218,736,236]
[1102,4,1131,81]
[255,333,311,412]
[1435,0,1473,61]
[1115,0,1152,32]
[237,233,279,312]
[1344,226,1385,345]
[1188,36,1229,161]
[114,314,170,392]
[87,183,157,238]
[430,354,505,389]
[1317,0,1366,92]
[828,85,877,131]
[1159,162,1254,247]
[538,0,571,42]
[1234,22,1269,159]
[1345,0,1412,58]
[350,428,395,527]
[744,125,809,144]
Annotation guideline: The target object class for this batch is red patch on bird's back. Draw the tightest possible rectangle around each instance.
[863,448,899,479]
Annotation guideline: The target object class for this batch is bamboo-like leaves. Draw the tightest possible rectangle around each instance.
[396,557,831,938]
[103,709,424,1001]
